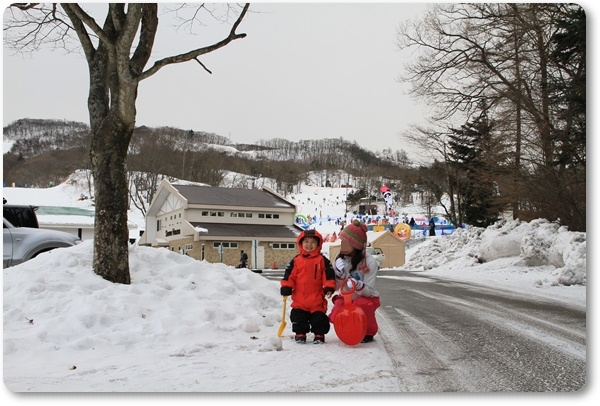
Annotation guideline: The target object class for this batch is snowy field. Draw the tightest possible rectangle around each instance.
[2,171,590,403]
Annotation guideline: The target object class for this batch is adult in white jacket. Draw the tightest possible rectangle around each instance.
[328,220,380,343]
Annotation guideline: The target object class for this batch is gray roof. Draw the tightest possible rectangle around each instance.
[36,206,95,216]
[192,222,302,240]
[173,185,295,209]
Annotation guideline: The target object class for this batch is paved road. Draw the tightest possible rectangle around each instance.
[376,269,586,392]
[261,268,586,391]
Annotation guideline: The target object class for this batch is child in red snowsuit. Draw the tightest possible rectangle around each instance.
[280,229,336,344]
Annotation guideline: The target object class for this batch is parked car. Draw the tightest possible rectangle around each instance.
[3,204,39,228]
[3,218,81,268]
[366,246,385,268]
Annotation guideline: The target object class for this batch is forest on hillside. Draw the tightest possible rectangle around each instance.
[3,118,422,212]
[3,118,412,188]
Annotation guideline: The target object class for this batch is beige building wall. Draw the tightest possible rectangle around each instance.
[164,237,298,270]
[327,231,406,268]
[371,232,405,268]
[265,246,297,270]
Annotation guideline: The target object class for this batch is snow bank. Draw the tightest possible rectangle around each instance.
[402,219,586,287]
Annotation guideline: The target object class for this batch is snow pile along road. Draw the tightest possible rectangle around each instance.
[402,219,586,287]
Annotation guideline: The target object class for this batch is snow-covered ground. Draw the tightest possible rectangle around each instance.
[2,171,590,402]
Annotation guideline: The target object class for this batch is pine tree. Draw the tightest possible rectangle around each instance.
[447,108,504,227]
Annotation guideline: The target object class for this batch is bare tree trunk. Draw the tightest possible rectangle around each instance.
[90,117,134,284]
[82,11,140,283]
[512,11,522,220]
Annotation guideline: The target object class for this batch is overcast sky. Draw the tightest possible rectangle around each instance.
[2,2,595,156]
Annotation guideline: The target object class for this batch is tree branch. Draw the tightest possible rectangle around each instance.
[130,4,158,76]
[137,3,249,81]
[60,3,96,60]
[194,57,213,74]
[61,3,112,49]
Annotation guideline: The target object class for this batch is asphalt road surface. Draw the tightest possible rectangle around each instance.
[261,268,586,392]
[375,269,586,392]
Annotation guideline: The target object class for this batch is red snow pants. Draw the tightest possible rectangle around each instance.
[329,295,381,337]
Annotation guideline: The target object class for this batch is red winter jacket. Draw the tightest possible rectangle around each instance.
[281,229,336,313]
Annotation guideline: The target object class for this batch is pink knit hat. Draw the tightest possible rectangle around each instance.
[339,220,368,250]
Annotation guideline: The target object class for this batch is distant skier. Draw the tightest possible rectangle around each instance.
[429,218,436,236]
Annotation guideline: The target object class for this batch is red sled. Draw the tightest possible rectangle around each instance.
[333,278,367,346]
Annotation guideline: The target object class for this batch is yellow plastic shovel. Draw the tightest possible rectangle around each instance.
[277,296,288,337]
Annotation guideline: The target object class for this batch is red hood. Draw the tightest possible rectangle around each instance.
[297,229,323,256]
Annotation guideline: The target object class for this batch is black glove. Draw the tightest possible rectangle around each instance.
[280,286,292,296]
[324,287,334,298]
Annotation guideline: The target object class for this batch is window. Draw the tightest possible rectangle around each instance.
[213,242,239,249]
[258,213,279,219]
[3,205,39,228]
[273,243,295,249]
[185,244,193,251]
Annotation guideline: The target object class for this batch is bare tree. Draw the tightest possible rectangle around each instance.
[396,3,585,231]
[4,3,250,283]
